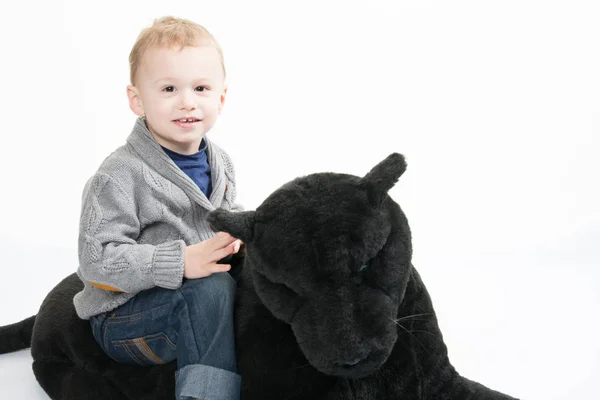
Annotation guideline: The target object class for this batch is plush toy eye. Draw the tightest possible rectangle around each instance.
[359,263,369,272]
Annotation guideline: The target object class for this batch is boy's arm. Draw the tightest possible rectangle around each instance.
[77,173,184,293]
[221,150,244,212]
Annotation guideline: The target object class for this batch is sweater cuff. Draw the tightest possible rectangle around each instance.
[153,241,185,289]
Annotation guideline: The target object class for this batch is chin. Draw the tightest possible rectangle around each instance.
[298,335,397,379]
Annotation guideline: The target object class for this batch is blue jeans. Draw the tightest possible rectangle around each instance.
[90,272,240,400]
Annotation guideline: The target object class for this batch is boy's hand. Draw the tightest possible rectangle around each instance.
[183,232,243,279]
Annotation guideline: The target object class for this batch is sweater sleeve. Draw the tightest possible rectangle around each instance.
[220,150,245,212]
[77,173,184,293]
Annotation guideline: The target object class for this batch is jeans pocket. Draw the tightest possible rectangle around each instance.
[109,332,177,366]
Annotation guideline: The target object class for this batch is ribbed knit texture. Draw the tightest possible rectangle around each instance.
[73,117,243,320]
[153,241,186,289]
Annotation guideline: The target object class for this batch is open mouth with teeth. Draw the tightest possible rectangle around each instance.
[173,118,201,125]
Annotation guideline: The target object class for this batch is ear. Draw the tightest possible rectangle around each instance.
[218,85,227,114]
[207,209,255,243]
[360,153,407,206]
[127,85,145,117]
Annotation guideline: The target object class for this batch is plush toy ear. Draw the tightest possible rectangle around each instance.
[360,153,407,206]
[207,209,255,243]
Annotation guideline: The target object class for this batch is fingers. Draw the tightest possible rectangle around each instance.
[202,232,244,264]
[211,240,242,262]
[211,263,231,273]
[188,263,231,279]
[208,232,242,251]
[207,232,237,250]
[229,239,242,254]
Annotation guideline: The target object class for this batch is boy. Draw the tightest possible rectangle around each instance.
[73,16,243,400]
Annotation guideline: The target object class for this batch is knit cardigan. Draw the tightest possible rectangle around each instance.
[73,117,243,319]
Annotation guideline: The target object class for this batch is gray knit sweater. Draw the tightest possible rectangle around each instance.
[73,117,243,320]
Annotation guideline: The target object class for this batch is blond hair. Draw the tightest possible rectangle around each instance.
[128,16,226,85]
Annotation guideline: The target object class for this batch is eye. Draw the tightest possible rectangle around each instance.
[195,85,210,92]
[351,261,371,286]
[163,86,175,92]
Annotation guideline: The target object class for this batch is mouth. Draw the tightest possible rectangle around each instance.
[326,351,385,378]
[173,117,202,127]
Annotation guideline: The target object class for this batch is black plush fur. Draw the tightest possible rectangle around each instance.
[0,315,35,353]
[0,153,519,399]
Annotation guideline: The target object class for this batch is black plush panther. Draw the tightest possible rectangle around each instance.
[0,153,519,399]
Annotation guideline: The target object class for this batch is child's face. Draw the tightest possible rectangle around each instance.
[127,44,226,154]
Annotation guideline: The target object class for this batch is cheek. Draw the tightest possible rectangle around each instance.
[202,98,222,116]
[252,270,303,324]
[144,98,170,116]
[160,100,176,114]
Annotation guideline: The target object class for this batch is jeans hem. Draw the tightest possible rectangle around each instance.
[176,364,241,400]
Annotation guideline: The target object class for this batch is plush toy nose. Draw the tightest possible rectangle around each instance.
[337,356,367,368]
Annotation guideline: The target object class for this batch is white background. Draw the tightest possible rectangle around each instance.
[0,1,599,399]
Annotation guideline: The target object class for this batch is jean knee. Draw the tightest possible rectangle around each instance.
[179,273,236,308]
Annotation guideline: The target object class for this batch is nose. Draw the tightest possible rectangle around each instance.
[179,89,197,110]
[336,355,368,368]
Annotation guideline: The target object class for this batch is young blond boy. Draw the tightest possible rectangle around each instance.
[73,16,244,400]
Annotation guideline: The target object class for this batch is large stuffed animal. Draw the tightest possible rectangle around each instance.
[0,153,519,399]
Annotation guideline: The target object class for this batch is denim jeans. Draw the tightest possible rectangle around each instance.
[90,271,240,400]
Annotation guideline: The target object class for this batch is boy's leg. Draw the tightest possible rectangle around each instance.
[90,272,240,400]
[174,273,240,400]
[90,287,178,368]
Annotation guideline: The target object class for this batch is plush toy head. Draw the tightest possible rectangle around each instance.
[209,153,413,379]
